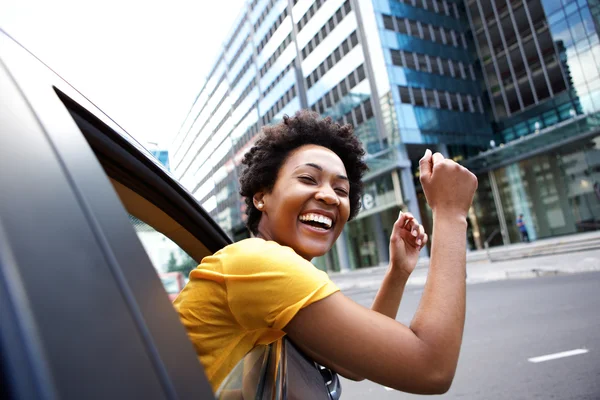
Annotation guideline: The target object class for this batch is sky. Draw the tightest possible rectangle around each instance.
[2,0,246,148]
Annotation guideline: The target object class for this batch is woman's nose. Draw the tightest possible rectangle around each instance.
[315,188,340,205]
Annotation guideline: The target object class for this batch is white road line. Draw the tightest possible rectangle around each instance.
[528,349,589,363]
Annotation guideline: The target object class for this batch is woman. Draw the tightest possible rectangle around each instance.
[174,110,478,394]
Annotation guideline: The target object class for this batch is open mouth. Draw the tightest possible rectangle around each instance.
[299,213,333,231]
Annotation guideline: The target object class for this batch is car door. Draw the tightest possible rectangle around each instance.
[1,28,341,400]
[0,29,216,400]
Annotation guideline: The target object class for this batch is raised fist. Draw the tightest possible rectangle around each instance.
[419,149,478,219]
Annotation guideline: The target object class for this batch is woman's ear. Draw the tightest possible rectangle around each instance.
[253,193,265,211]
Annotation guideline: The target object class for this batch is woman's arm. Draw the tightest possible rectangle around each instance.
[295,213,426,381]
[370,269,409,320]
[371,212,426,319]
[284,150,477,394]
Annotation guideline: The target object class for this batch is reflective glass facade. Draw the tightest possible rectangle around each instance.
[466,0,600,140]
[463,0,600,249]
[375,0,494,146]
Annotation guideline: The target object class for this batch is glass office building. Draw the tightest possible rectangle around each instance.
[170,0,495,271]
[175,0,600,271]
[461,0,600,248]
[149,149,170,171]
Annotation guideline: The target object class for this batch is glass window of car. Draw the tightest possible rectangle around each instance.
[128,215,197,276]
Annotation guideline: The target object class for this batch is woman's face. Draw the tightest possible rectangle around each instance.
[255,144,351,260]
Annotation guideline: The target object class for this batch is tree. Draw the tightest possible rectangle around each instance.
[167,249,198,277]
[166,252,178,271]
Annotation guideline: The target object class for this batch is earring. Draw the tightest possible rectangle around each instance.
[257,202,264,209]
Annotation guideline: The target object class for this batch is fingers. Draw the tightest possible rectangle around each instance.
[419,149,433,182]
[413,223,426,247]
[394,211,414,230]
[432,152,445,165]
[394,211,427,248]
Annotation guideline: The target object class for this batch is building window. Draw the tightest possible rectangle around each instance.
[390,49,475,82]
[306,31,359,88]
[262,85,297,126]
[447,59,455,77]
[297,0,327,32]
[431,56,441,74]
[256,8,289,54]
[406,52,417,69]
[259,34,293,77]
[229,39,249,70]
[393,0,460,20]
[399,86,411,103]
[439,91,450,110]
[312,64,366,114]
[253,0,277,32]
[382,13,467,50]
[398,86,482,114]
[391,50,403,66]
[231,57,254,90]
[440,26,448,45]
[225,16,248,53]
[416,53,428,72]
[301,0,352,59]
[450,30,458,47]
[412,87,425,106]
[448,92,458,110]
[425,89,437,108]
[263,62,294,99]
[383,15,394,30]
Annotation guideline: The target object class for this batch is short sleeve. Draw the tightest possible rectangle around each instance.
[223,239,339,331]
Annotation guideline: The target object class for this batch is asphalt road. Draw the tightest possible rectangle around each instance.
[340,272,600,399]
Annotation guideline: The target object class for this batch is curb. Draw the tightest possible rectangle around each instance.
[335,267,600,291]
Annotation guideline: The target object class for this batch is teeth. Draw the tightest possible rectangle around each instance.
[299,213,333,228]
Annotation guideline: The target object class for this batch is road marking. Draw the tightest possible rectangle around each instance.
[528,349,589,363]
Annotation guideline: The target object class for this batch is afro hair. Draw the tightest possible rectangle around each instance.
[239,110,368,235]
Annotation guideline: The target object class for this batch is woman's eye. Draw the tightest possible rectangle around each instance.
[299,176,317,184]
[335,188,349,196]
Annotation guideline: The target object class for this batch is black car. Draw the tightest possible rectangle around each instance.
[0,29,340,400]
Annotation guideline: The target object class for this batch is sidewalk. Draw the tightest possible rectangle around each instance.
[331,230,600,278]
[330,234,600,291]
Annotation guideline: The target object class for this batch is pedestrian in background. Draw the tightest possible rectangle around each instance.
[516,214,529,242]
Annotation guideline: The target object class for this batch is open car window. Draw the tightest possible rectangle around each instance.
[129,215,195,296]
[129,215,196,273]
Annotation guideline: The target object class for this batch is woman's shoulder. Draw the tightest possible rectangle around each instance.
[217,238,314,274]
[221,238,303,261]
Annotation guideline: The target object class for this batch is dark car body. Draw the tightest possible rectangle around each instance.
[0,29,339,400]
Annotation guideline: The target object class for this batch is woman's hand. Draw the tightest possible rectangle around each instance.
[419,150,478,220]
[388,211,428,280]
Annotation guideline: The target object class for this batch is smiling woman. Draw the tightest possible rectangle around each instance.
[247,144,355,260]
[174,110,478,395]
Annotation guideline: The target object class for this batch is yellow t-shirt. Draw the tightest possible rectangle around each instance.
[173,238,339,392]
